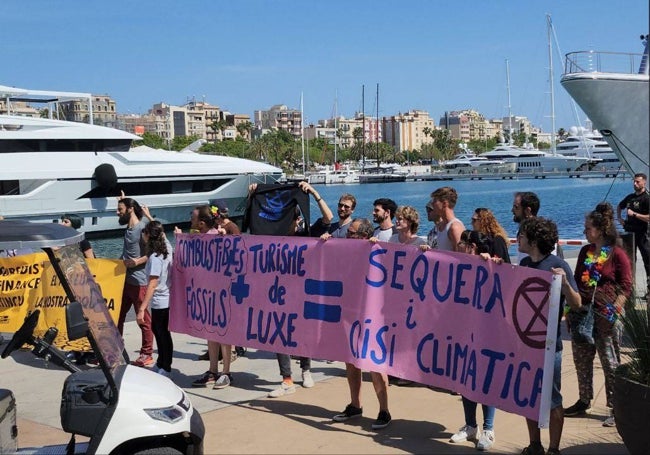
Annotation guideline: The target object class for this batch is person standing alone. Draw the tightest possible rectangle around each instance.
[617,173,650,298]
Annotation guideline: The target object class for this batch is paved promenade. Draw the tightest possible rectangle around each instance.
[6,256,646,454]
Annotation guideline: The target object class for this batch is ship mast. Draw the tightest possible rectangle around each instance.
[547,15,557,154]
[506,59,513,145]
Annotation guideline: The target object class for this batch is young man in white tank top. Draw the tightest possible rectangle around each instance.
[428,186,465,252]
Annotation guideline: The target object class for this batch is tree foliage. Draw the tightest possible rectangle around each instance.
[133,132,167,149]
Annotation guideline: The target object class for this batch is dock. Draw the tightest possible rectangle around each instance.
[407,169,629,182]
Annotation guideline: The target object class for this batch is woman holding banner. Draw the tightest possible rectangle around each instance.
[190,205,237,390]
[517,217,581,455]
[450,229,510,451]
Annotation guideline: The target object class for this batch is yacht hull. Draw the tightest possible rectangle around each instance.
[561,74,649,176]
[0,150,282,233]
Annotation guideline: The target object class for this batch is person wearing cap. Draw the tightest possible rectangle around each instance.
[60,214,95,258]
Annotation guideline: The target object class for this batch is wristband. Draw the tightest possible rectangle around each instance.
[315,197,322,202]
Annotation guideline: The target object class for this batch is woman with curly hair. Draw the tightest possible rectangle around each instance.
[564,202,632,427]
[470,207,510,263]
[139,221,173,376]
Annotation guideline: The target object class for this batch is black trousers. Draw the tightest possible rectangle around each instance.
[151,308,174,372]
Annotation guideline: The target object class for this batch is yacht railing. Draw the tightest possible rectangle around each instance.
[563,50,648,75]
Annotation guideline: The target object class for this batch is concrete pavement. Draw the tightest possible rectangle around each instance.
[6,255,646,454]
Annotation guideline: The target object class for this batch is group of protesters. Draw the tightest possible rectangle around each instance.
[53,172,647,455]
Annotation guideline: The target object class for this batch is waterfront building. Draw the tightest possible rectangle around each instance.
[0,99,40,117]
[254,104,302,139]
[59,94,117,128]
[383,110,435,154]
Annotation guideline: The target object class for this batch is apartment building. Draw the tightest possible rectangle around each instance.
[254,104,302,139]
[59,95,117,128]
[117,113,157,135]
[0,100,39,117]
[383,110,435,153]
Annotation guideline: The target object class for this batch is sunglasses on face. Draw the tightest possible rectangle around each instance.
[338,203,352,210]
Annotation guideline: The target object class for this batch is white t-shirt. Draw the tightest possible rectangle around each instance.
[145,252,172,310]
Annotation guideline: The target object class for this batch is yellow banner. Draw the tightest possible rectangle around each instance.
[0,253,125,350]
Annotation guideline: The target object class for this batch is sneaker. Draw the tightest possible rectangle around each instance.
[197,351,209,361]
[213,373,232,389]
[268,381,296,398]
[302,370,315,388]
[131,354,154,368]
[477,429,495,451]
[563,399,590,416]
[192,371,217,387]
[450,424,479,443]
[332,404,363,422]
[520,442,545,455]
[156,367,170,377]
[371,410,392,430]
[602,411,615,427]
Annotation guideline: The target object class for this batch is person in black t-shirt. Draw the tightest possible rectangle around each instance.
[60,213,95,258]
[617,173,650,295]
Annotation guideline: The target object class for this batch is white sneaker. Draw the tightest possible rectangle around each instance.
[602,407,615,427]
[302,371,315,388]
[476,429,495,451]
[213,373,231,389]
[268,382,296,398]
[156,367,170,377]
[450,424,479,443]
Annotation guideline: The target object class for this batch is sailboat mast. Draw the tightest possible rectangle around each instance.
[506,59,513,145]
[362,84,365,170]
[334,90,338,165]
[547,15,557,154]
[376,83,380,169]
[301,92,306,175]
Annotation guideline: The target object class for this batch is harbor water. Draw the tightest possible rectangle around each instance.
[92,176,632,258]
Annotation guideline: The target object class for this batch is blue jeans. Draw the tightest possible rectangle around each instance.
[461,396,496,431]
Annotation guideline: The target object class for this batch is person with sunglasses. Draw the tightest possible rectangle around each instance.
[470,208,510,264]
[320,193,356,240]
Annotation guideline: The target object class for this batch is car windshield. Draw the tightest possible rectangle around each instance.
[53,244,126,375]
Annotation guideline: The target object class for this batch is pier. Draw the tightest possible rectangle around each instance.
[406,169,629,182]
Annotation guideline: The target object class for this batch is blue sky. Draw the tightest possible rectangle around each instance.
[3,1,648,132]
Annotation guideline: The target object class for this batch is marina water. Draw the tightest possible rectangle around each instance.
[92,177,631,258]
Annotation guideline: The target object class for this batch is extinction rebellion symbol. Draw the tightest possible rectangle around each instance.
[512,277,551,349]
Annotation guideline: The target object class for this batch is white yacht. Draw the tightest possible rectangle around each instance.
[555,126,624,172]
[479,142,593,172]
[307,165,359,185]
[0,85,282,234]
[560,35,649,176]
[441,146,516,173]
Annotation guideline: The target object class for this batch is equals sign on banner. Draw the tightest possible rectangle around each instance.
[303,279,343,323]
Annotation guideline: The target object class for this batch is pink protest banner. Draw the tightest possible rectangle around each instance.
[169,233,560,421]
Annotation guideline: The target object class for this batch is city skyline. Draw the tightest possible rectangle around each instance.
[3,0,648,131]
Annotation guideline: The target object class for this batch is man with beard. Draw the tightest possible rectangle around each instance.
[512,191,563,263]
[512,191,540,224]
[371,198,397,241]
[321,193,356,239]
[116,197,154,367]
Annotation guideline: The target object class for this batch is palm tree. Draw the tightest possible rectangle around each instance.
[236,121,253,140]
[210,119,228,142]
